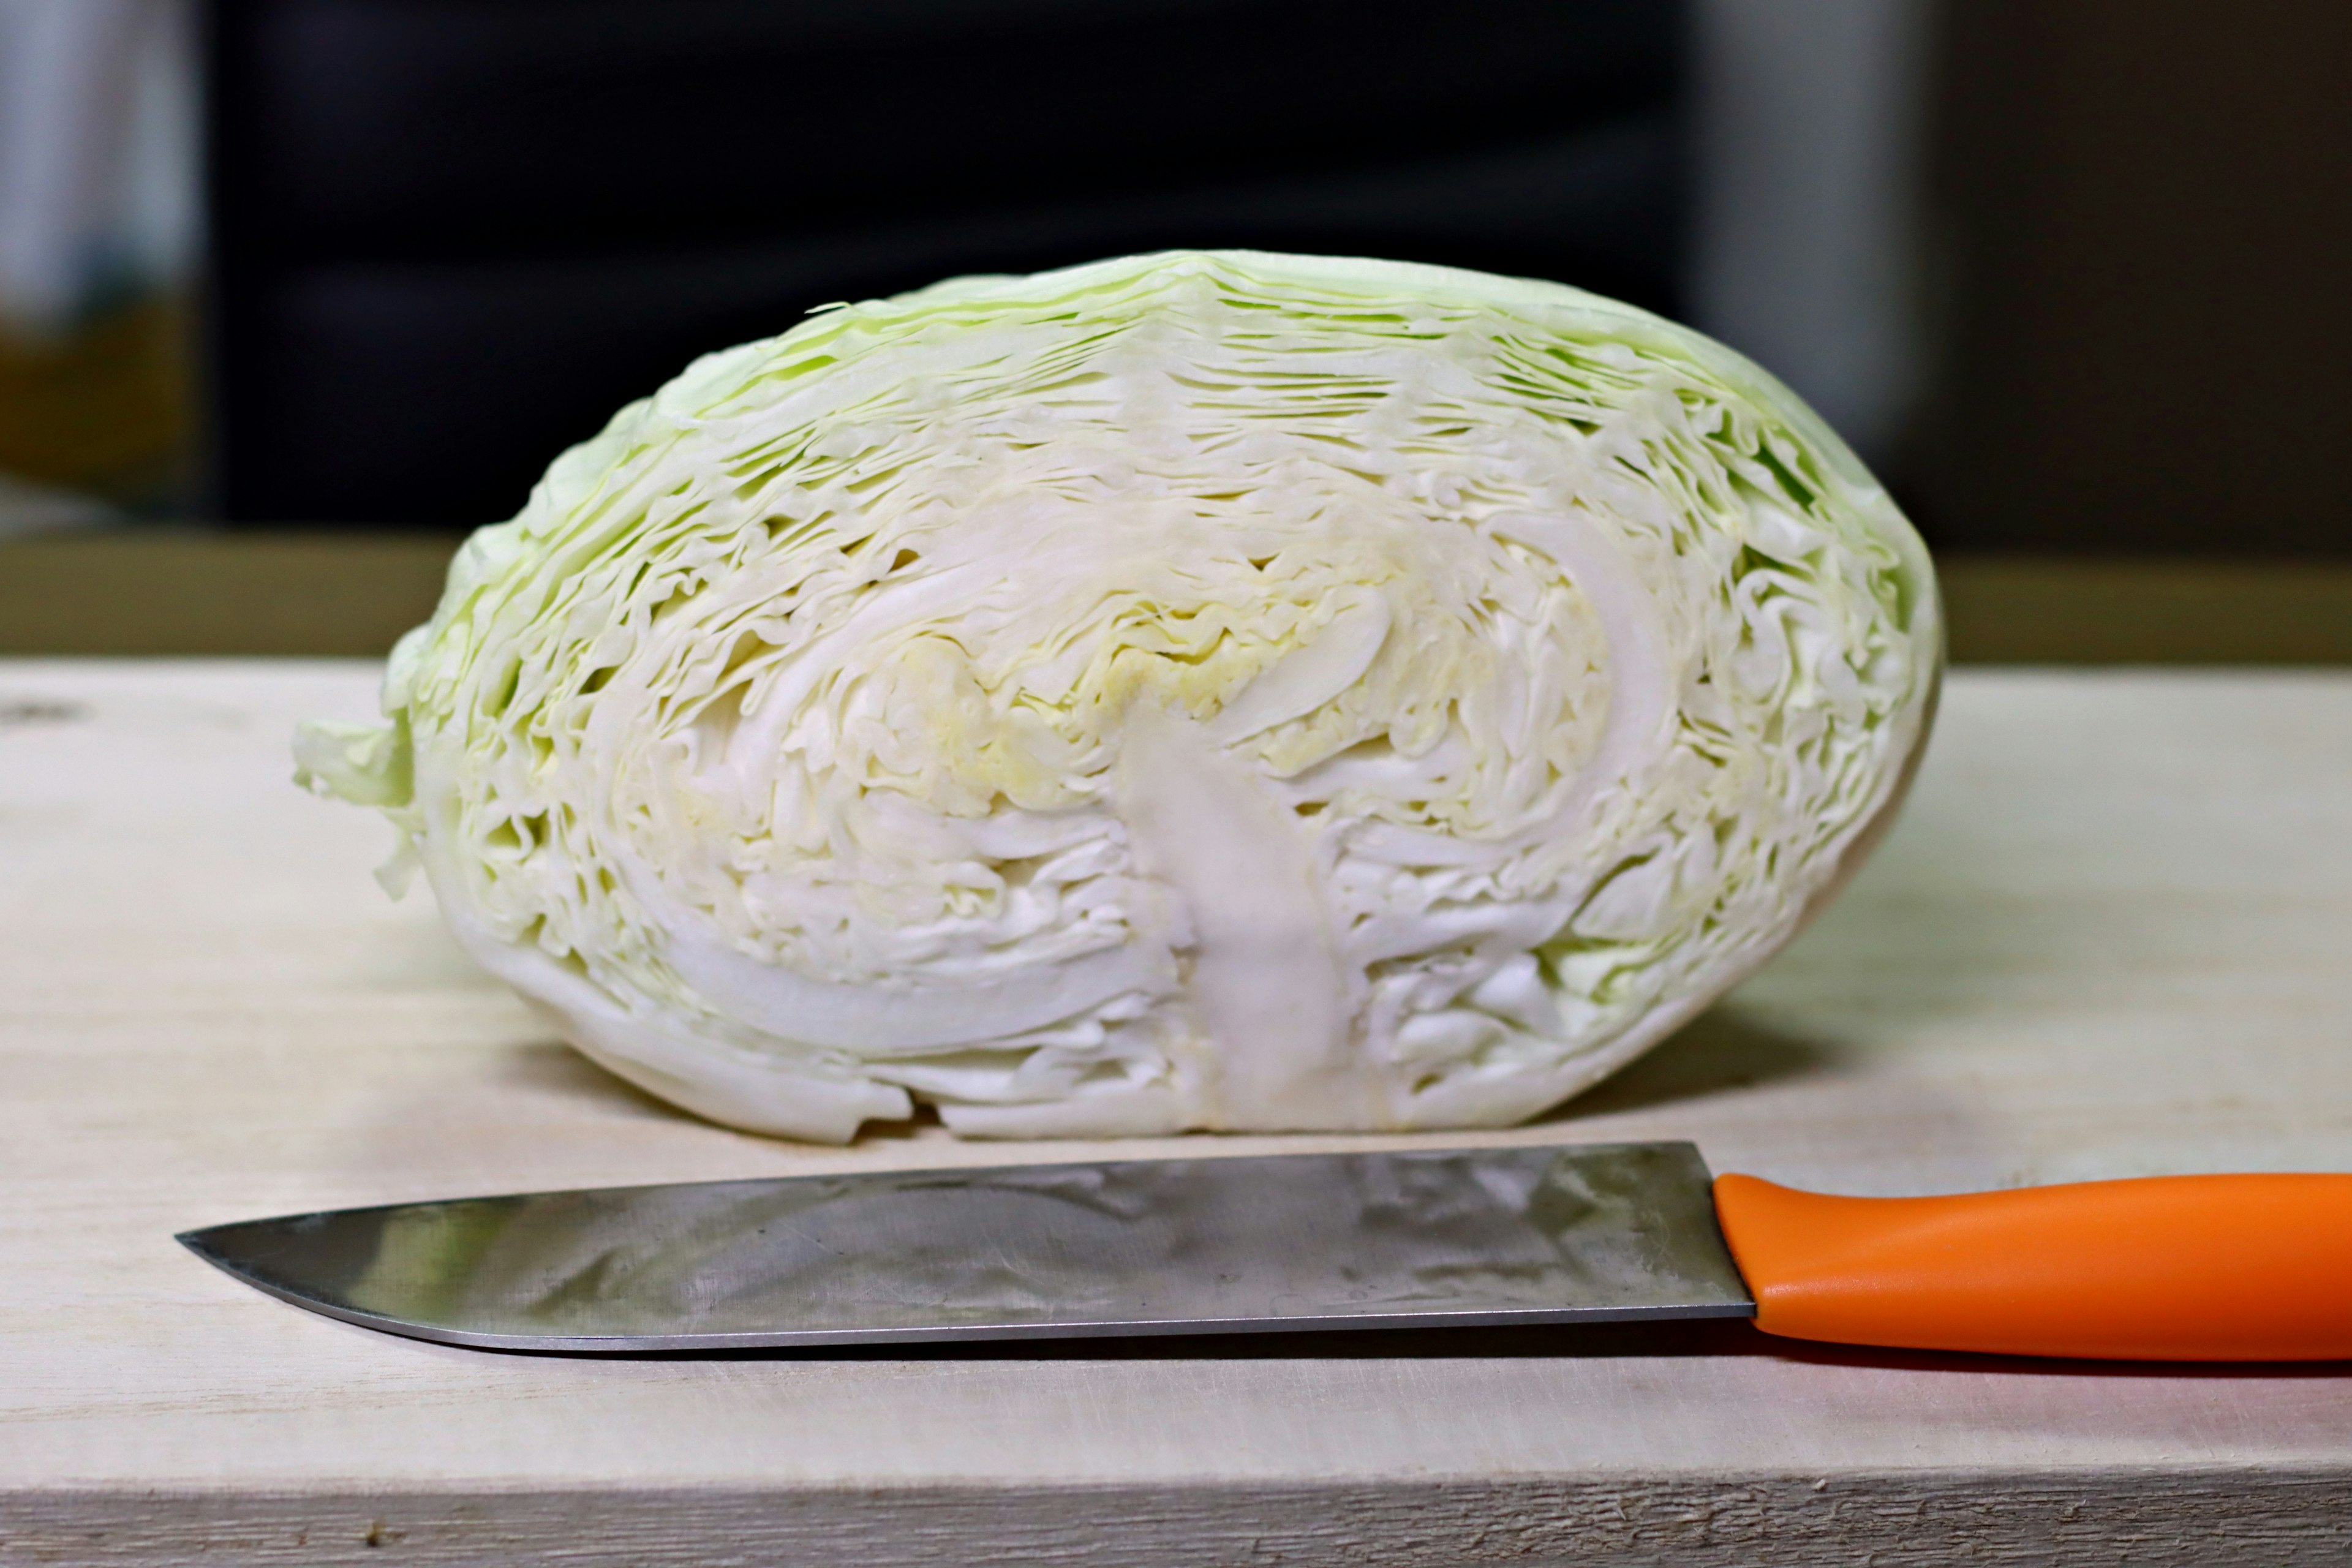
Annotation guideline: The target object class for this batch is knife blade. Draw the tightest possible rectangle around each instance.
[179,1142,2352,1360]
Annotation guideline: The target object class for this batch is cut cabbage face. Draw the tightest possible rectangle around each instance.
[298,251,1939,1143]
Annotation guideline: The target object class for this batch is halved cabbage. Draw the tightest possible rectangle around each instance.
[298,251,1938,1142]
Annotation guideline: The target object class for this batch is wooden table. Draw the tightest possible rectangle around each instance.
[3,662,2348,1565]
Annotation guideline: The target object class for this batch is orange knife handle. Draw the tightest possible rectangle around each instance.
[1713,1172,2352,1361]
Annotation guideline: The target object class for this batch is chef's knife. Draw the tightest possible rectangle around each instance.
[178,1142,2352,1360]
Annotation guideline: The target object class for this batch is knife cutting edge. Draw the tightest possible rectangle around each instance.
[177,1142,2352,1361]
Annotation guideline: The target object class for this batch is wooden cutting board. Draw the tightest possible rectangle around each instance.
[2,662,2348,1566]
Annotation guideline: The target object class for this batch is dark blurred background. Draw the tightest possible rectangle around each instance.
[201,0,1686,527]
[2,0,2347,563]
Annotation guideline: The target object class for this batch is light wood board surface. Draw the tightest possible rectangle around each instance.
[1,662,2348,1565]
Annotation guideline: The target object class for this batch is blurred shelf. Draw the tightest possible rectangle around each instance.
[1935,557,2352,665]
[0,531,455,658]
[1,531,2350,663]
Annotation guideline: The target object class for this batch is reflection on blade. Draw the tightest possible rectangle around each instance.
[177,1142,1754,1352]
